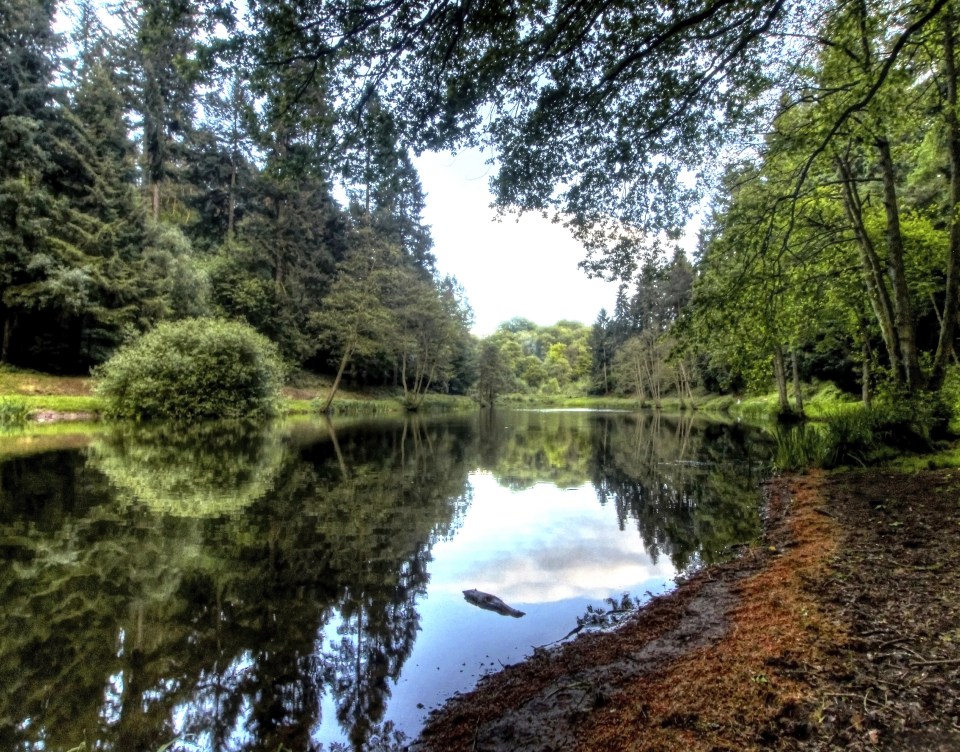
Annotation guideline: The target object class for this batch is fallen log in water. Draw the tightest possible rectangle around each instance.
[462,588,525,618]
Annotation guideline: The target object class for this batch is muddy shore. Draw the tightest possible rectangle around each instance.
[412,468,960,751]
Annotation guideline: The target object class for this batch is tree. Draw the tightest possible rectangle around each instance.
[590,309,614,394]
[0,0,64,363]
[114,0,223,221]
[476,340,511,406]
[687,0,958,403]
[393,273,473,409]
[249,0,790,279]
[311,228,402,412]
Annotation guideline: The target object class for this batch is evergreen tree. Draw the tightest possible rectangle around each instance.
[0,0,63,363]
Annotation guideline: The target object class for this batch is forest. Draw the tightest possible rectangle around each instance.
[4,0,960,419]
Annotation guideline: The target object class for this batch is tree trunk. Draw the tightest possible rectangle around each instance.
[151,181,160,222]
[933,7,960,388]
[321,343,354,413]
[876,135,922,391]
[227,159,237,241]
[836,155,903,387]
[862,339,872,406]
[273,199,286,288]
[791,348,804,413]
[773,346,789,412]
[1,314,14,364]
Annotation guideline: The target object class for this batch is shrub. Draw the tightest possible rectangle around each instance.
[0,397,30,425]
[95,318,285,421]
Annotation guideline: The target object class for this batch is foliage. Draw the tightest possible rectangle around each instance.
[0,397,30,425]
[0,1,477,407]
[311,228,405,411]
[481,319,594,397]
[13,0,960,420]
[247,0,786,277]
[773,393,952,471]
[94,318,285,421]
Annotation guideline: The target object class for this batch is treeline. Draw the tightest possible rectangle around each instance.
[687,0,960,413]
[10,0,960,414]
[0,0,472,401]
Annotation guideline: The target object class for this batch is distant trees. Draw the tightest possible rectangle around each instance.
[476,341,511,406]
[589,252,696,403]
[480,319,593,398]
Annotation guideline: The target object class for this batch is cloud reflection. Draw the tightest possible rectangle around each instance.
[427,472,676,604]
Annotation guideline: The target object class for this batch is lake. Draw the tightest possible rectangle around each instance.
[0,409,770,751]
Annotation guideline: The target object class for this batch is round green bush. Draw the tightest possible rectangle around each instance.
[95,318,285,421]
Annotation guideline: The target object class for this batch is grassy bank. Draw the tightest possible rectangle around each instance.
[0,367,909,432]
[0,366,479,422]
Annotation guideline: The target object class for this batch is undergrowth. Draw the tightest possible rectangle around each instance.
[773,395,951,471]
[0,397,30,425]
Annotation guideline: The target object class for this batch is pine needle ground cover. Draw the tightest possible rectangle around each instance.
[416,468,960,751]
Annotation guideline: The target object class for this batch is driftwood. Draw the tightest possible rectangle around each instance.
[462,588,525,618]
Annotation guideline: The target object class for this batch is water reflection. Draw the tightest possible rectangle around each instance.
[0,410,768,751]
[591,411,767,569]
[89,421,287,516]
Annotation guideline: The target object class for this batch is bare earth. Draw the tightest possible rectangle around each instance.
[412,468,960,751]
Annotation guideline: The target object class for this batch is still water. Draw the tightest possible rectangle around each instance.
[0,409,770,751]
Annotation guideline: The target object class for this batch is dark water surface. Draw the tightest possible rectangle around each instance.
[0,410,770,751]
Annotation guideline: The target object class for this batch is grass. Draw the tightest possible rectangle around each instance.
[0,397,31,425]
[500,392,708,412]
[0,366,479,421]
[303,393,477,416]
[0,366,94,396]
[17,394,102,413]
[0,367,102,421]
[885,444,960,471]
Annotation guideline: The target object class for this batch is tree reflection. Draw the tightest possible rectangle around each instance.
[474,410,767,573]
[0,411,767,751]
[478,409,595,490]
[590,412,768,570]
[0,415,474,752]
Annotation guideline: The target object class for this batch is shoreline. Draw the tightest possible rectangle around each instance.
[412,467,960,750]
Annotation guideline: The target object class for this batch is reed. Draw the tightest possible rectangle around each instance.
[0,397,30,425]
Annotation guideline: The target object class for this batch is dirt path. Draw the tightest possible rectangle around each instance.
[413,468,960,751]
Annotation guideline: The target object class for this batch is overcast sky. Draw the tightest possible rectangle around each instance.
[413,149,622,337]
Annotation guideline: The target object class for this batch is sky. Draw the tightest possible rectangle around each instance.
[413,149,623,337]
